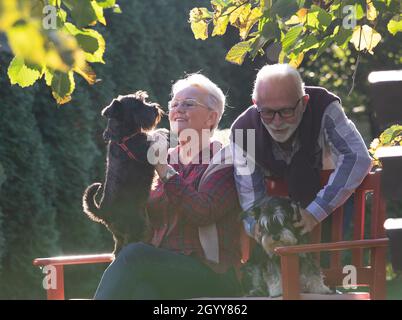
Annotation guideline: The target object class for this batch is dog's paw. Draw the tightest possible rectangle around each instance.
[300,274,333,294]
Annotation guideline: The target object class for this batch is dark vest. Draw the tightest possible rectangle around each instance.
[231,86,340,208]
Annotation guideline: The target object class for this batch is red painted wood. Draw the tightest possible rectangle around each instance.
[352,190,365,267]
[47,265,65,300]
[281,255,300,299]
[33,254,114,267]
[330,206,343,269]
[274,238,388,255]
[32,170,388,300]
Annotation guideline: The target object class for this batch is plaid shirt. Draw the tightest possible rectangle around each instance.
[147,144,242,274]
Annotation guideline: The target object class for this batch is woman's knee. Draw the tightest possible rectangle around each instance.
[116,242,158,265]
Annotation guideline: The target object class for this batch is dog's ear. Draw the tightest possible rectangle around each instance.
[102,99,122,118]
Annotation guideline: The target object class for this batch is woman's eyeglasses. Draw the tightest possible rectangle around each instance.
[256,97,303,120]
[168,99,212,112]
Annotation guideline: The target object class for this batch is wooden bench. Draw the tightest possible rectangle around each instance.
[33,170,388,300]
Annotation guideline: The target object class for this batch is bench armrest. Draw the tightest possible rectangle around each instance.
[274,238,389,256]
[33,253,114,267]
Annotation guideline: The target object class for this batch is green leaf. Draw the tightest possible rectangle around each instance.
[387,15,402,35]
[305,9,320,30]
[113,5,122,14]
[271,0,299,19]
[261,20,281,41]
[51,71,75,104]
[249,35,269,58]
[313,37,332,60]
[96,0,116,9]
[63,0,98,28]
[316,7,332,28]
[355,3,365,20]
[282,25,303,52]
[49,0,61,6]
[225,41,252,65]
[92,1,106,25]
[44,68,54,86]
[64,23,105,63]
[293,33,319,54]
[8,56,42,87]
[334,27,353,48]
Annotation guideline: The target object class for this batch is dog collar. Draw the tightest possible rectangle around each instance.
[113,132,141,161]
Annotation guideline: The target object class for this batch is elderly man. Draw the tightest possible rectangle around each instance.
[230,64,372,240]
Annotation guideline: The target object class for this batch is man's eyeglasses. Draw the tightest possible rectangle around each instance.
[168,98,212,112]
[256,97,303,120]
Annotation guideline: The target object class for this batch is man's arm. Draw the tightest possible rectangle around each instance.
[230,140,267,238]
[306,101,373,222]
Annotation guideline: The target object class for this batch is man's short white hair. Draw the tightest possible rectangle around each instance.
[252,64,305,101]
[171,73,225,129]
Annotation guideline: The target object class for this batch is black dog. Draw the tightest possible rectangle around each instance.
[83,91,165,254]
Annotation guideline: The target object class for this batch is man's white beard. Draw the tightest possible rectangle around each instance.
[262,120,299,143]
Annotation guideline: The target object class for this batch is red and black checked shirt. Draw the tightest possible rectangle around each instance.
[147,144,242,274]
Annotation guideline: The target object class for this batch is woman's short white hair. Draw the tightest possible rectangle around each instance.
[252,64,305,101]
[171,73,225,129]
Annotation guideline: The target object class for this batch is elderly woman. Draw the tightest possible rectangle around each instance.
[94,74,242,299]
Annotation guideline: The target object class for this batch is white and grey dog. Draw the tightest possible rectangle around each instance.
[245,197,332,298]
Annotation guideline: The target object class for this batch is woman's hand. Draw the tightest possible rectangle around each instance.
[155,163,169,179]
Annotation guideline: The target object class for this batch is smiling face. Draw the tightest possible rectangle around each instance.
[168,85,218,138]
[255,77,308,143]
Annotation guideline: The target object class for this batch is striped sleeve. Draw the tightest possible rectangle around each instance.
[306,101,373,222]
[230,140,267,237]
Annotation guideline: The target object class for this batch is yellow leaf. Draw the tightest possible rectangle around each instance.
[7,21,47,65]
[229,5,243,24]
[212,15,229,36]
[51,71,75,105]
[189,8,211,22]
[0,0,20,31]
[351,25,381,54]
[45,48,69,73]
[288,52,304,68]
[191,20,209,40]
[225,41,251,65]
[366,0,377,21]
[237,7,262,40]
[74,63,97,85]
[285,8,308,25]
[231,3,251,26]
[92,1,107,25]
[387,15,402,35]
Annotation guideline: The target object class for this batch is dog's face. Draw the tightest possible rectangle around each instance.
[102,91,164,142]
[258,197,301,255]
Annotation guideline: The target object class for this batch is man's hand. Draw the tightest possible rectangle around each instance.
[293,208,319,235]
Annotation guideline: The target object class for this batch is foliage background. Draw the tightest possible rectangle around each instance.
[0,0,400,298]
